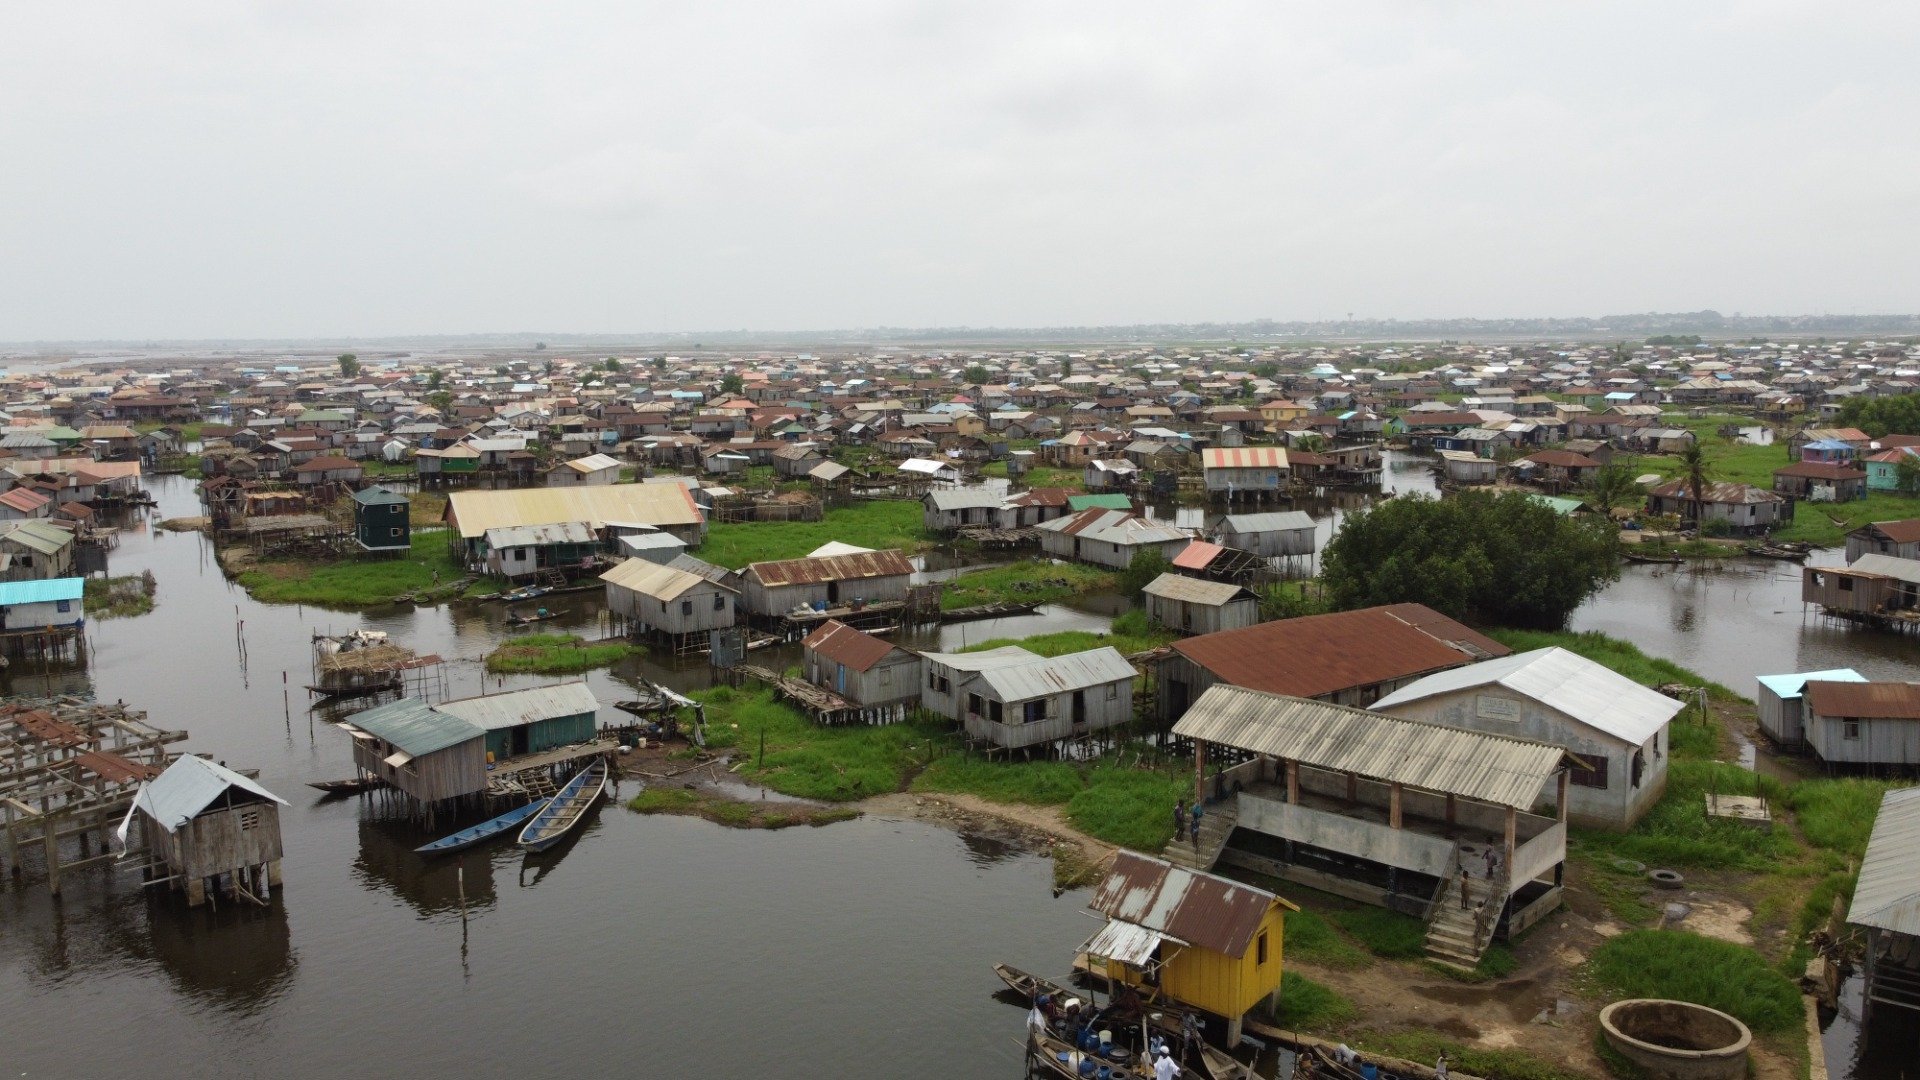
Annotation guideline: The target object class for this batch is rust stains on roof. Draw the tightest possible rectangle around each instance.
[745,548,914,587]
[802,619,902,672]
[1089,851,1291,959]
[1169,603,1509,700]
[1865,519,1920,545]
[1806,680,1920,720]
[1201,447,1289,470]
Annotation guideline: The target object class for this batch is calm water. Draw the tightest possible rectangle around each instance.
[4,466,1916,1079]
[0,477,1096,1079]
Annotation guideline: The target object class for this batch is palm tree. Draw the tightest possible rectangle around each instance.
[1584,461,1642,517]
[1677,443,1710,525]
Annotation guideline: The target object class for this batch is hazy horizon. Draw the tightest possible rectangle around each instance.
[4,3,1917,340]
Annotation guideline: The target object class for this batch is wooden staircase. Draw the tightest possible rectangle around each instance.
[1425,866,1505,972]
[1162,798,1239,872]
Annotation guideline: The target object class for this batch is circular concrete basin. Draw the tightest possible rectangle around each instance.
[1599,999,1751,1080]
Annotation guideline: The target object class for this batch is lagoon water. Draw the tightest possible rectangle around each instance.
[2,470,1915,1078]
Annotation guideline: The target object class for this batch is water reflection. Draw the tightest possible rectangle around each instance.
[137,899,297,1016]
[351,816,501,916]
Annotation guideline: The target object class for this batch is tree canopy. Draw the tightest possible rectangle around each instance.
[719,372,745,395]
[963,365,991,385]
[337,353,359,377]
[1835,392,1920,438]
[1321,490,1619,630]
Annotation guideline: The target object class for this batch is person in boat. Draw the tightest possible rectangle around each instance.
[1153,1045,1182,1080]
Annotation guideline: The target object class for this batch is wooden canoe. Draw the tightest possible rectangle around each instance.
[309,776,387,796]
[995,962,1075,1003]
[516,759,608,852]
[416,799,545,855]
[1197,1042,1260,1080]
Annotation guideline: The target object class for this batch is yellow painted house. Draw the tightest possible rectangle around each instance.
[1258,399,1308,432]
[1083,852,1297,1040]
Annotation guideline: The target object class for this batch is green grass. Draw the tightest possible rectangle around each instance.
[910,755,1190,850]
[698,500,933,568]
[693,685,946,801]
[1279,908,1373,970]
[940,560,1116,610]
[959,609,1175,660]
[484,633,644,674]
[1486,628,1741,701]
[1786,778,1902,857]
[983,462,1085,489]
[626,785,859,829]
[1273,970,1357,1030]
[1572,760,1796,871]
[1349,1031,1585,1080]
[235,529,473,607]
[1586,929,1803,1033]
[1329,906,1427,959]
[83,573,155,619]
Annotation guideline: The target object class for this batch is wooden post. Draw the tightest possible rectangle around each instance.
[1503,806,1517,872]
[1285,759,1299,803]
[1345,771,1357,802]
[1194,740,1207,807]
[1445,792,1457,824]
[1557,768,1570,823]
[1389,783,1403,829]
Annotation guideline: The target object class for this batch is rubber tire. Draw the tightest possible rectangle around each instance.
[1648,868,1685,889]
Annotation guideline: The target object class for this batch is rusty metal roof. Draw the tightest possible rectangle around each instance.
[1169,603,1506,699]
[1864,519,1920,544]
[802,619,904,672]
[1173,684,1571,810]
[1172,540,1222,570]
[6,707,89,748]
[1088,851,1288,959]
[745,549,914,586]
[74,750,162,785]
[1805,680,1920,720]
[1201,447,1289,470]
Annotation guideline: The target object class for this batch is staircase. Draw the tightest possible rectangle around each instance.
[1425,866,1505,972]
[1162,798,1239,871]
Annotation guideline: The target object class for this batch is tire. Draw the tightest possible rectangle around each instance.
[1648,868,1685,889]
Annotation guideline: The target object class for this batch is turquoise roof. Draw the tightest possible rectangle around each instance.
[1756,669,1867,700]
[345,697,482,756]
[0,577,83,605]
[1068,493,1133,511]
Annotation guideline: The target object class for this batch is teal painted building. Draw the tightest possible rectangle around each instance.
[352,486,412,552]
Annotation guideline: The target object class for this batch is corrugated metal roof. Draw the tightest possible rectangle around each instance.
[1037,508,1187,545]
[1173,540,1222,570]
[921,646,1047,671]
[1848,786,1920,936]
[1066,493,1133,511]
[1805,680,1920,720]
[564,453,622,472]
[131,756,288,834]
[1755,669,1867,700]
[1218,511,1314,534]
[808,461,850,482]
[667,554,737,585]
[967,646,1135,701]
[803,619,903,672]
[1170,603,1505,699]
[1141,573,1253,607]
[1371,647,1684,745]
[0,577,84,606]
[1088,852,1282,959]
[1201,447,1289,470]
[1173,684,1571,810]
[484,521,597,548]
[927,488,1005,511]
[745,549,914,587]
[0,520,75,556]
[1081,919,1172,968]
[1834,553,1920,585]
[601,558,724,600]
[807,541,875,557]
[343,697,481,756]
[435,682,601,731]
[447,484,702,539]
[351,485,408,506]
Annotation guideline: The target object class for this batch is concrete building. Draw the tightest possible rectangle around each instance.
[1371,648,1683,829]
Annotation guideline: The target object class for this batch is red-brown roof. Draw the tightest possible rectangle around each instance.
[746,549,914,587]
[1806,680,1920,720]
[1865,519,1920,544]
[298,455,362,472]
[1774,461,1867,480]
[1169,603,1509,699]
[1523,450,1601,468]
[1172,541,1222,570]
[1090,851,1280,958]
[801,619,902,672]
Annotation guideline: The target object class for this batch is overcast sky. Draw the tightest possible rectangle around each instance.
[2,2,1916,340]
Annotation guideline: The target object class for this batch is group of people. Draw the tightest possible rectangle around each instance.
[1173,798,1205,848]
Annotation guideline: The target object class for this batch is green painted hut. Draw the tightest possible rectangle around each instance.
[352,486,411,553]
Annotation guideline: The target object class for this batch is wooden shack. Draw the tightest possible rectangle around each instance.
[1847,787,1920,1021]
[738,549,914,617]
[339,697,489,811]
[351,485,411,553]
[1142,573,1260,635]
[1845,519,1920,563]
[1213,510,1316,559]
[127,756,289,908]
[1083,852,1296,1043]
[1201,446,1289,497]
[1803,555,1920,618]
[434,682,601,762]
[601,558,738,644]
[1035,508,1189,570]
[801,619,922,707]
[1803,681,1920,768]
[1756,668,1866,749]
[918,645,1134,751]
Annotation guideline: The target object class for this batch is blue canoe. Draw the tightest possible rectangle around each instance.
[415,799,546,855]
[516,759,609,853]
